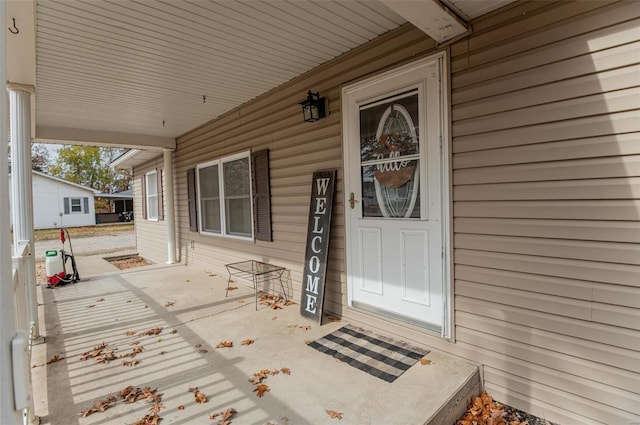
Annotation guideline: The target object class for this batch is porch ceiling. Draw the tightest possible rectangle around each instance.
[29,0,512,148]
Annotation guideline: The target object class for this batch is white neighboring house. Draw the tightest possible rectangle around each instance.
[9,171,99,229]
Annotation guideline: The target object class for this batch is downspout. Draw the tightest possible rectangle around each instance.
[163,149,177,264]
[1,1,23,422]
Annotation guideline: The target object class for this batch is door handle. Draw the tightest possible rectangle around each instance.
[349,192,357,209]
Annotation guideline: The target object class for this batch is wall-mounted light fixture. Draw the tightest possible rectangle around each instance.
[299,90,326,122]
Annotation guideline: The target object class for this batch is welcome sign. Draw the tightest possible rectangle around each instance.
[300,169,337,322]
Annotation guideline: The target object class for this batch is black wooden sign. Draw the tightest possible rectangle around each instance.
[300,169,337,322]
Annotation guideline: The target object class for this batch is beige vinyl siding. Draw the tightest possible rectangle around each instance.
[141,1,640,424]
[449,1,640,423]
[133,161,167,265]
[172,24,437,313]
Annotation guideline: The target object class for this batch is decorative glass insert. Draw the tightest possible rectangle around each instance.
[359,92,420,218]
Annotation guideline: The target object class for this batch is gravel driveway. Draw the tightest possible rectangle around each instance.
[33,230,136,260]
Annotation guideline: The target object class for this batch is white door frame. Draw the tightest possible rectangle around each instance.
[342,51,452,339]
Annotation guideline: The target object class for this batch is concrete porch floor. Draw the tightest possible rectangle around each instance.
[32,256,479,425]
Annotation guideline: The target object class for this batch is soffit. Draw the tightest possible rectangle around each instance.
[34,0,513,143]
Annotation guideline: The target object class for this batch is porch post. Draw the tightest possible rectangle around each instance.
[1,2,22,421]
[163,149,177,264]
[8,84,40,342]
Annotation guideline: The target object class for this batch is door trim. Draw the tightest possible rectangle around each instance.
[342,51,452,339]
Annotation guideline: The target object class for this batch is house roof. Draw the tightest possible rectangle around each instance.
[31,170,101,194]
[96,189,133,200]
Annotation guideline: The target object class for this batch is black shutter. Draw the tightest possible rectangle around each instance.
[141,176,147,220]
[83,197,89,214]
[251,149,272,241]
[187,168,198,232]
[63,197,70,215]
[157,169,164,221]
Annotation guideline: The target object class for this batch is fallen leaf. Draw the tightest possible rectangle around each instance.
[209,412,219,419]
[130,341,141,346]
[199,348,208,353]
[299,325,311,331]
[325,314,341,322]
[326,409,343,420]
[79,396,116,417]
[140,327,162,336]
[227,286,238,291]
[165,301,175,307]
[122,359,139,367]
[97,298,105,302]
[87,305,95,308]
[47,354,65,364]
[280,367,291,375]
[159,351,167,355]
[241,339,255,346]
[170,330,177,334]
[420,358,432,365]
[253,384,270,398]
[126,331,137,336]
[195,391,207,403]
[216,341,233,348]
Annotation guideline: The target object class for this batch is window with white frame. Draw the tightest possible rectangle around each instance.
[197,152,252,239]
[70,197,82,213]
[146,171,159,220]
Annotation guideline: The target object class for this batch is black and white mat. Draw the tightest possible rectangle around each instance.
[307,324,429,382]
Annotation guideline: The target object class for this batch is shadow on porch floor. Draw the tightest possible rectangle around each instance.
[32,258,478,425]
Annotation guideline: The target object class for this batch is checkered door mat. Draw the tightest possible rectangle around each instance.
[307,324,429,382]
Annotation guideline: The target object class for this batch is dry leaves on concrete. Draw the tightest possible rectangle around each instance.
[326,409,343,420]
[258,293,295,310]
[253,384,270,398]
[420,358,433,365]
[80,396,117,417]
[216,341,233,348]
[248,368,291,398]
[210,407,237,425]
[80,342,118,363]
[140,327,163,336]
[46,354,65,364]
[188,387,208,403]
[165,301,175,307]
[241,339,255,345]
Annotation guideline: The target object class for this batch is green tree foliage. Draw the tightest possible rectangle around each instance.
[48,146,131,193]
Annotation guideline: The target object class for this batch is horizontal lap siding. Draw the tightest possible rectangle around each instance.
[173,25,437,312]
[451,1,640,423]
[133,161,167,265]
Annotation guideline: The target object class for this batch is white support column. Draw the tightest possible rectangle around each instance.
[8,84,40,342]
[163,149,177,264]
[1,2,23,422]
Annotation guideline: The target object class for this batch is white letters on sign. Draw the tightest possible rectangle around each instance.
[300,170,337,321]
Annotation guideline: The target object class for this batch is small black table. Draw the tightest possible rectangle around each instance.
[225,260,287,310]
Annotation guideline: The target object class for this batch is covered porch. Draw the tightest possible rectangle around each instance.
[31,256,478,425]
[2,1,504,422]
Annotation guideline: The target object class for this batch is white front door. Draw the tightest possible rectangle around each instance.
[342,54,449,333]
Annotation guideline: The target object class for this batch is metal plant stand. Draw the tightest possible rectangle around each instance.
[225,260,287,310]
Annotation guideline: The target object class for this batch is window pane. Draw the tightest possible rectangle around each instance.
[71,198,82,212]
[148,195,159,219]
[223,158,252,237]
[199,165,219,198]
[147,173,158,196]
[202,199,221,233]
[223,158,250,197]
[225,198,251,237]
[199,164,221,233]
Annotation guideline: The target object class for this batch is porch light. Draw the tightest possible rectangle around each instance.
[299,90,326,122]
